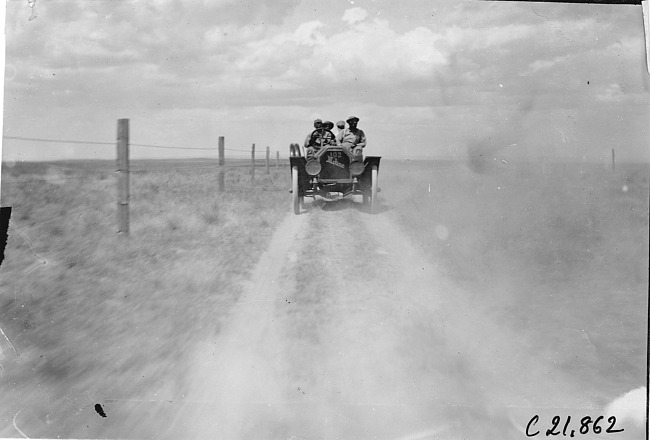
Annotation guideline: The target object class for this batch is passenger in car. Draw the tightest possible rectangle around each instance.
[337,116,366,160]
[335,120,346,145]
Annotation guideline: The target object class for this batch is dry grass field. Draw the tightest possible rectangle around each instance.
[0,157,647,439]
[0,160,290,437]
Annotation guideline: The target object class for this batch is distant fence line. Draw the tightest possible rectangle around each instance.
[4,119,291,236]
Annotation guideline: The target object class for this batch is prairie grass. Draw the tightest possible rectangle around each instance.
[0,159,290,436]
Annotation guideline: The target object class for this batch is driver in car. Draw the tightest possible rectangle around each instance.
[304,119,336,159]
[337,116,366,160]
[303,119,321,149]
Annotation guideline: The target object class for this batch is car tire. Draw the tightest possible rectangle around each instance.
[370,165,378,214]
[292,166,300,215]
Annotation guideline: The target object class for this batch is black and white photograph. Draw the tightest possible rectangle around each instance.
[0,0,648,439]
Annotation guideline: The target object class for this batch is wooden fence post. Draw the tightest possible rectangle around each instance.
[276,151,280,169]
[117,119,130,236]
[266,146,270,174]
[218,136,225,193]
[251,143,256,180]
[612,148,616,172]
[218,136,225,166]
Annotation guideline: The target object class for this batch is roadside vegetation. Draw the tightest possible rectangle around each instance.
[0,159,290,437]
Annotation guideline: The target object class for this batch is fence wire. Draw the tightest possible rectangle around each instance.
[131,143,214,151]
[3,135,288,173]
[3,136,113,146]
[3,135,281,155]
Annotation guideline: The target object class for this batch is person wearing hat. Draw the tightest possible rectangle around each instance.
[335,121,346,145]
[304,119,322,156]
[304,119,336,159]
[337,116,366,160]
[322,121,336,143]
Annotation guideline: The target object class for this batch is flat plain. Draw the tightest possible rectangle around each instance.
[0,157,647,439]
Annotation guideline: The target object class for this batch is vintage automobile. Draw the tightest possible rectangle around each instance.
[289,143,381,214]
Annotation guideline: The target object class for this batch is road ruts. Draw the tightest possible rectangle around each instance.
[164,198,594,440]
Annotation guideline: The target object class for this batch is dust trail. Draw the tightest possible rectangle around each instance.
[165,200,601,440]
[358,210,600,439]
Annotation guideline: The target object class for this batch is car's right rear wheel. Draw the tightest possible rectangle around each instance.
[370,165,378,214]
[292,166,300,215]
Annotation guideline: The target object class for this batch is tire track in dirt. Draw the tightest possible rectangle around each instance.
[167,199,600,440]
[166,210,311,439]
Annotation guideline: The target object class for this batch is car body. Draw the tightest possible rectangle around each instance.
[289,143,381,214]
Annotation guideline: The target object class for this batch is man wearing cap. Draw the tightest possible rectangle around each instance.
[304,119,336,159]
[337,116,366,160]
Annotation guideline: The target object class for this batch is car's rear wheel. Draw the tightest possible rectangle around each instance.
[292,166,300,215]
[370,165,378,214]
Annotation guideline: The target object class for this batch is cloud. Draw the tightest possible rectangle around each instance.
[317,20,447,81]
[228,17,449,106]
[342,7,368,25]
[294,21,326,46]
[7,0,644,118]
[8,0,643,112]
[596,83,624,102]
[3,0,649,163]
[526,55,571,74]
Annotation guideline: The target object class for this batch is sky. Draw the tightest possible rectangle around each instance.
[1,0,649,163]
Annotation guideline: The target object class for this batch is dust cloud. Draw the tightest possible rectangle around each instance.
[157,202,597,440]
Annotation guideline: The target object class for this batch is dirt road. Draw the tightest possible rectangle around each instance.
[152,198,598,440]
